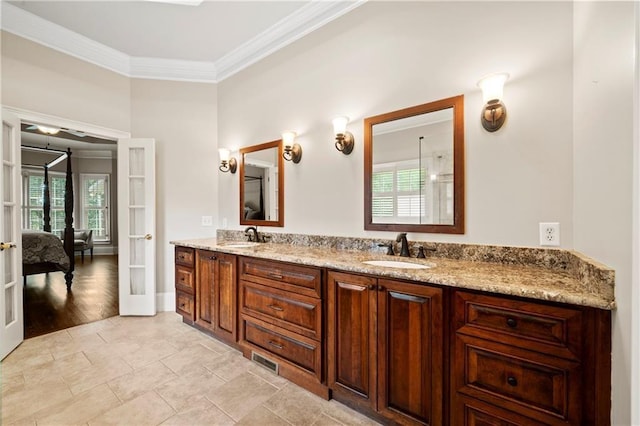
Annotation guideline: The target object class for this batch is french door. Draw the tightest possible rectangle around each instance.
[1,110,23,360]
[118,138,156,315]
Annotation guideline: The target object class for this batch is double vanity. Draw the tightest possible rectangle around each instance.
[171,232,614,426]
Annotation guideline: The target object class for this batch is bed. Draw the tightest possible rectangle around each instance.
[22,148,75,290]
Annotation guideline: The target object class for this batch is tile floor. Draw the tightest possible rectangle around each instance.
[1,312,380,425]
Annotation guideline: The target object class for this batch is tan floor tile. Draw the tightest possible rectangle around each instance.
[1,375,74,424]
[155,367,226,411]
[108,361,178,402]
[62,356,133,395]
[120,338,179,370]
[311,413,347,425]
[195,334,234,354]
[246,363,290,389]
[82,340,142,365]
[1,348,55,376]
[206,371,279,421]
[160,395,234,425]
[88,391,175,426]
[263,383,329,425]
[202,349,253,381]
[67,319,118,339]
[322,400,381,425]
[1,371,25,396]
[22,352,92,385]
[161,342,223,375]
[33,383,120,426]
[49,332,107,360]
[236,405,290,426]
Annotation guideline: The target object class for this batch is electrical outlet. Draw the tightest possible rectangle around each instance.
[201,215,213,226]
[539,222,560,246]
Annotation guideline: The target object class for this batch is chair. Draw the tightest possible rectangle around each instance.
[74,229,94,262]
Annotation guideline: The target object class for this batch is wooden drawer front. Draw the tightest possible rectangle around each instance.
[242,316,320,376]
[454,291,582,359]
[176,291,194,320]
[454,396,545,426]
[239,257,321,297]
[241,281,321,340]
[456,335,580,423]
[175,265,194,292]
[175,246,195,267]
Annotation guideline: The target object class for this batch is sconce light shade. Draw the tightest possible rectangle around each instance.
[218,148,237,173]
[282,131,302,163]
[478,73,509,132]
[332,116,354,155]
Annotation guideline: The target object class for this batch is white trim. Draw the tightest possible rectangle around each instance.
[1,1,366,83]
[156,292,175,312]
[631,3,640,424]
[215,0,367,81]
[2,106,131,140]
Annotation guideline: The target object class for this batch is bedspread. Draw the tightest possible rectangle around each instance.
[22,230,70,271]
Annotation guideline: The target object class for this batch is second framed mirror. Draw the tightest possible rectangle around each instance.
[240,139,284,227]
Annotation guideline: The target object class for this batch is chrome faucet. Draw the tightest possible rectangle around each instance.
[244,226,259,242]
[396,233,410,257]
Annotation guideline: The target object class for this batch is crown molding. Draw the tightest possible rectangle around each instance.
[214,0,367,81]
[1,1,366,83]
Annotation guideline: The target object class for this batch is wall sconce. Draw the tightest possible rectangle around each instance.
[332,116,354,155]
[218,148,237,173]
[477,73,509,132]
[282,131,302,163]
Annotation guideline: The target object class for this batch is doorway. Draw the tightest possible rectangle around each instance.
[12,108,128,338]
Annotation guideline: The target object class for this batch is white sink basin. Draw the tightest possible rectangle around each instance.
[218,242,259,248]
[362,260,431,269]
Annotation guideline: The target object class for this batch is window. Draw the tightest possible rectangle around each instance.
[80,174,110,242]
[372,161,427,224]
[22,171,68,235]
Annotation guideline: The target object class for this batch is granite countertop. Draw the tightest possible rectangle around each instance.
[170,237,615,310]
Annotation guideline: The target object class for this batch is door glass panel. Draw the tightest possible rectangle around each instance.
[5,285,15,325]
[129,148,144,175]
[130,239,145,265]
[129,178,144,205]
[130,268,145,295]
[130,208,145,235]
[3,165,12,203]
[3,123,11,159]
[4,248,13,284]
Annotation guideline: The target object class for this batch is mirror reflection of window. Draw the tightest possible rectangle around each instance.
[371,108,454,226]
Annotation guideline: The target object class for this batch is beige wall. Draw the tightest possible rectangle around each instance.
[130,78,218,295]
[217,1,575,245]
[1,32,131,131]
[573,3,635,425]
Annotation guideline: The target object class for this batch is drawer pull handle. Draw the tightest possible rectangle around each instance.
[268,341,284,350]
[208,256,217,260]
[178,255,185,260]
[268,273,284,280]
[180,277,185,281]
[268,304,284,312]
[507,376,518,387]
[506,318,517,328]
[180,303,185,308]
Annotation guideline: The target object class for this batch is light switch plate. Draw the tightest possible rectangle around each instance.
[201,215,213,226]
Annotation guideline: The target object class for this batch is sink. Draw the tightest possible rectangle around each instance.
[362,260,431,269]
[217,242,260,248]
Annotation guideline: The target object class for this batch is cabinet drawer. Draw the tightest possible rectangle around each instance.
[239,257,321,298]
[175,265,194,292]
[175,246,195,267]
[240,281,321,340]
[455,334,580,423]
[454,291,582,360]
[242,316,321,376]
[176,291,194,321]
[454,395,544,426]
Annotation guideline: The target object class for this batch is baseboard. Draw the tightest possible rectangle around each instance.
[156,292,175,312]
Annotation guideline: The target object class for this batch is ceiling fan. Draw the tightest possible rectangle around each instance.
[25,124,87,138]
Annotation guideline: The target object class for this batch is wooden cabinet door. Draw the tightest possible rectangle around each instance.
[377,279,443,426]
[195,250,216,331]
[327,271,378,411]
[213,252,237,344]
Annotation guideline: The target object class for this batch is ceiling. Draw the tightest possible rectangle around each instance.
[2,0,365,82]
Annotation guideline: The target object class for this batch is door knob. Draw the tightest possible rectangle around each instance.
[144,234,152,240]
[0,242,16,251]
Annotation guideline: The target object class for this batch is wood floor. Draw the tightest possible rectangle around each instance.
[24,255,119,339]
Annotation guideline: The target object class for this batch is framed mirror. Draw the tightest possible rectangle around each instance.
[364,95,464,234]
[240,139,284,227]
